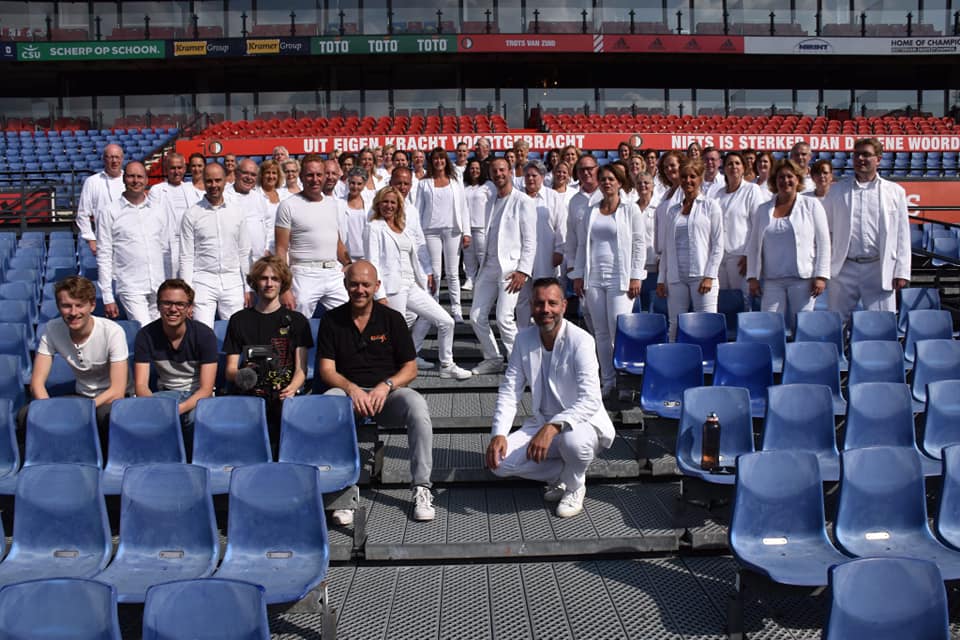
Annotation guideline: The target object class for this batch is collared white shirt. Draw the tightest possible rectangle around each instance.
[526,186,565,278]
[147,181,204,277]
[96,195,168,304]
[702,174,727,199]
[849,177,881,259]
[564,187,602,269]
[179,197,251,289]
[226,186,274,257]
[77,171,124,241]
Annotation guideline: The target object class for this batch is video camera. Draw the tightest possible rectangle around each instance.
[234,344,282,398]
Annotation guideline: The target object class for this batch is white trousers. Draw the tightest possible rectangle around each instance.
[667,278,719,341]
[761,276,816,332]
[116,291,159,327]
[584,285,633,390]
[424,229,463,314]
[828,259,894,326]
[470,262,519,360]
[192,279,245,328]
[718,253,750,310]
[490,421,600,491]
[462,226,486,283]
[387,284,456,367]
[291,265,348,319]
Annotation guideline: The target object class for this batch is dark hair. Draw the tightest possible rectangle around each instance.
[338,153,357,169]
[722,151,745,168]
[428,147,457,180]
[463,159,486,187]
[55,276,96,305]
[246,255,293,294]
[188,152,205,165]
[157,279,195,304]
[532,276,563,292]
[598,162,634,193]
[811,159,833,176]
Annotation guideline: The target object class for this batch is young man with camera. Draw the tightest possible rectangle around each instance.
[223,255,314,445]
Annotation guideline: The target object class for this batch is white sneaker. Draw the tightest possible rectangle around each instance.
[415,357,436,370]
[556,486,586,518]
[332,509,354,526]
[462,279,474,291]
[543,482,566,502]
[439,363,473,380]
[413,486,436,521]
[471,357,504,375]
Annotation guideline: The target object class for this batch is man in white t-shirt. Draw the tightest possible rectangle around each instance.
[275,154,352,318]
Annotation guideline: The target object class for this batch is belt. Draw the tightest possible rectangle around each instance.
[292,259,341,269]
[846,255,880,264]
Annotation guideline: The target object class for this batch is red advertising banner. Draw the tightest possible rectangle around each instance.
[602,34,744,54]
[456,34,596,53]
[898,180,960,224]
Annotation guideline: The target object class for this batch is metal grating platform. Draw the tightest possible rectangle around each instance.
[362,483,681,560]
[379,431,643,484]
[649,481,731,550]
[420,391,532,429]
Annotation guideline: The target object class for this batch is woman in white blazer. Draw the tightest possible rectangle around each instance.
[716,151,767,311]
[364,187,471,380]
[746,159,830,331]
[656,157,724,341]
[571,163,646,396]
[416,148,471,321]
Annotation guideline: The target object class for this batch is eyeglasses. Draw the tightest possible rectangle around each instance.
[853,152,877,158]
[158,300,190,310]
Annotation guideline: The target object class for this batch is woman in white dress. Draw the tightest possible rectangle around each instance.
[257,159,284,221]
[716,151,766,311]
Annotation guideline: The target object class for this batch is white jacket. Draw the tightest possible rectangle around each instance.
[527,186,565,279]
[363,219,428,299]
[571,200,646,290]
[746,195,831,281]
[492,320,615,448]
[481,187,537,277]
[417,177,470,235]
[656,194,724,284]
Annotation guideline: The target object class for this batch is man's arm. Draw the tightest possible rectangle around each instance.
[133,361,153,398]
[279,346,308,400]
[275,226,291,264]
[224,353,240,383]
[892,186,912,286]
[95,207,118,317]
[179,211,195,285]
[487,344,527,470]
[178,362,216,414]
[76,177,97,248]
[29,353,53,401]
[318,357,378,417]
[94,360,128,408]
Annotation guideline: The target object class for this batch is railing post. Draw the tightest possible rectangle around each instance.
[675,10,683,34]
[290,10,297,36]
[768,11,775,36]
[191,13,199,39]
[484,9,492,33]
[815,11,821,36]
[581,9,588,34]
[532,9,539,33]
[338,10,345,36]
[906,12,913,37]
[860,12,866,37]
[144,14,150,39]
[45,14,52,41]
[628,10,635,34]
[95,16,102,40]
[241,11,248,38]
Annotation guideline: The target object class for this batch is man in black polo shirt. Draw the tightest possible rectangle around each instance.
[317,260,436,523]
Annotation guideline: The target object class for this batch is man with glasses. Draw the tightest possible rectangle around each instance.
[227,158,274,258]
[564,154,602,326]
[133,279,217,435]
[823,137,911,325]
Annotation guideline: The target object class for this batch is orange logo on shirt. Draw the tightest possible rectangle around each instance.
[369,334,388,343]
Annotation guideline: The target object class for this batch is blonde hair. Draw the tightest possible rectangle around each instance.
[371,186,406,230]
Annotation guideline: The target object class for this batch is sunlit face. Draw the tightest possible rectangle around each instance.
[790,145,811,167]
[103,145,124,177]
[776,167,800,197]
[431,153,447,173]
[532,283,566,333]
[165,157,186,185]
[345,264,380,309]
[618,144,631,161]
[378,192,401,222]
[576,160,599,190]
[853,144,880,181]
[723,156,744,184]
[563,148,578,166]
[256,266,282,301]
[524,168,543,194]
[663,156,681,185]
[629,156,644,176]
[235,160,258,194]
[812,165,833,188]
[283,163,299,185]
[742,152,756,172]
[645,152,658,173]
[158,287,191,329]
[341,157,355,173]
[456,144,469,161]
[189,157,205,180]
[57,291,95,333]
[203,165,225,202]
[347,176,365,196]
[261,167,280,189]
[301,161,324,200]
[679,169,702,197]
[412,150,425,168]
[272,148,289,163]
[224,155,237,172]
[392,152,409,168]
[704,150,721,177]
[123,163,147,196]
[637,175,654,196]
[504,150,517,167]
[597,168,621,196]
[687,143,702,159]
[489,159,511,190]
[757,155,772,175]
[553,164,570,187]
[467,161,482,182]
[322,161,341,192]
[359,151,375,173]
[390,172,413,198]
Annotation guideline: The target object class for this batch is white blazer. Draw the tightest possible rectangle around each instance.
[481,187,537,277]
[656,194,724,284]
[363,219,429,299]
[822,175,912,288]
[527,186,565,279]
[746,195,831,281]
[492,320,615,448]
[570,200,646,290]
[416,176,470,235]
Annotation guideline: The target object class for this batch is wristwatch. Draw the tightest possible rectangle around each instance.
[383,378,395,391]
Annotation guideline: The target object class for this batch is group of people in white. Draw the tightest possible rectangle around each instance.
[64,133,910,518]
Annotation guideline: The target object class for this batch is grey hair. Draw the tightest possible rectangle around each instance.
[523,160,547,176]
[346,167,368,181]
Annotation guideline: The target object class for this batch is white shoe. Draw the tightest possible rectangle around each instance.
[413,486,436,521]
[556,486,586,518]
[461,279,474,291]
[415,357,436,370]
[543,482,566,502]
[439,363,473,380]
[332,509,354,526]
[471,357,504,375]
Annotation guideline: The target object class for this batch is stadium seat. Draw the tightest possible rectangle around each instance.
[761,384,840,481]
[0,464,111,585]
[835,446,960,579]
[192,397,271,493]
[922,380,960,461]
[903,309,953,366]
[781,342,846,415]
[213,462,331,605]
[936,444,960,550]
[711,342,772,417]
[0,353,26,412]
[142,579,270,640]
[99,397,185,495]
[931,236,960,266]
[639,343,704,419]
[0,300,36,345]
[911,339,960,409]
[38,297,59,325]
[114,319,141,351]
[716,288,747,339]
[24,397,102,468]
[213,319,228,351]
[0,399,18,493]
[279,395,360,493]
[823,557,949,640]
[898,287,941,335]
[847,340,906,386]
[94,464,218,603]
[612,312,667,374]
[736,312,786,373]
[850,310,898,343]
[0,578,121,640]
[794,310,847,371]
[0,322,31,384]
[677,312,726,374]
[675,386,753,484]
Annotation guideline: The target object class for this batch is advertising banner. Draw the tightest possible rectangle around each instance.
[311,34,457,55]
[457,34,595,53]
[745,35,960,56]
[172,39,244,57]
[0,42,15,60]
[602,34,744,54]
[16,40,165,61]
[245,36,312,56]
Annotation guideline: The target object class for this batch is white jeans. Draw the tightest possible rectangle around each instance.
[584,285,633,390]
[116,291,159,327]
[761,277,816,332]
[291,265,348,319]
[192,278,245,328]
[666,277,719,341]
[462,226,486,283]
[828,259,894,326]
[470,262,519,360]
[424,229,463,315]
[718,253,750,311]
[489,421,600,491]
[388,284,456,367]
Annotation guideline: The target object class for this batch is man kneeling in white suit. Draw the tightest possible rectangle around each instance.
[485,277,615,517]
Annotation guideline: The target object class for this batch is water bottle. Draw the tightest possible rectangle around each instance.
[701,411,720,471]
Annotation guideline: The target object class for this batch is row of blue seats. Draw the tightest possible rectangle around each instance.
[5,127,179,138]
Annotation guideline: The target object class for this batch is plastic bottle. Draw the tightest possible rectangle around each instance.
[701,411,720,471]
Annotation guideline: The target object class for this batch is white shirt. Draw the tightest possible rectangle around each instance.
[345,205,369,259]
[179,197,251,289]
[717,181,765,256]
[640,201,658,267]
[850,178,881,259]
[275,194,345,265]
[564,187,602,269]
[147,181,204,276]
[77,171,124,241]
[38,316,128,397]
[334,181,348,199]
[762,217,800,279]
[226,186,274,257]
[425,184,455,231]
[485,196,509,263]
[465,183,493,229]
[701,174,727,199]
[538,348,563,417]
[96,195,168,304]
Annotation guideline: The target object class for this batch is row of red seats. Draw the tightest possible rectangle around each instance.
[198,114,509,139]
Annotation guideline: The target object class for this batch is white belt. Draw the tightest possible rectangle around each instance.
[292,259,341,269]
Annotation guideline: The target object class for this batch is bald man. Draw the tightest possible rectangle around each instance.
[77,143,125,254]
[147,152,204,276]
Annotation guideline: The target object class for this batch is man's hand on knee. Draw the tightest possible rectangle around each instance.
[486,435,507,470]
[281,290,297,310]
[526,423,561,463]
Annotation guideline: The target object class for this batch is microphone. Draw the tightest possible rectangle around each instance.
[234,367,259,392]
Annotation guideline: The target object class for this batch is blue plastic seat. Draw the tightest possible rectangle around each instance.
[25,397,102,468]
[6,254,40,273]
[823,557,949,640]
[898,287,941,335]
[114,319,141,352]
[0,353,26,412]
[192,397,271,493]
[0,301,35,344]
[100,397,185,495]
[836,446,960,579]
[675,386,754,485]
[0,464,111,585]
[781,342,846,415]
[848,340,905,385]
[677,312,726,374]
[0,322,31,384]
[931,236,960,266]
[612,312,667,375]
[0,400,18,494]
[94,464,218,603]
[639,343,704,419]
[213,319,229,351]
[911,339,960,409]
[3,268,40,299]
[922,380,960,460]
[213,462,330,604]
[731,450,849,586]
[44,255,77,283]
[279,395,361,492]
[711,342,772,417]
[903,309,953,366]
[794,310,847,371]
[0,578,121,640]
[143,578,269,640]
[936,444,960,549]
[736,312,786,373]
[761,384,840,481]
[845,382,940,476]
[717,288,747,339]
